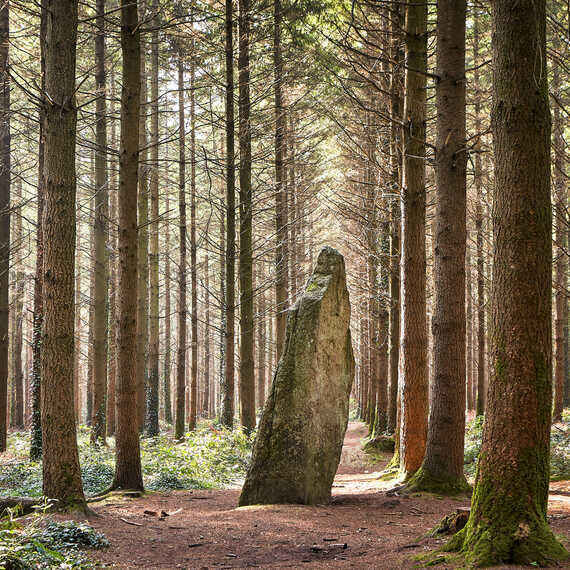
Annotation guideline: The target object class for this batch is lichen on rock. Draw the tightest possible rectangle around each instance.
[239,246,355,506]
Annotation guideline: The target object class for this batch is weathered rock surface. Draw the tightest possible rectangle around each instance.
[239,246,355,506]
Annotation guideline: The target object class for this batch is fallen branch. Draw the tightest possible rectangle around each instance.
[120,517,143,526]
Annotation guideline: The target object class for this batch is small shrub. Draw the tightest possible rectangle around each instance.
[0,519,107,569]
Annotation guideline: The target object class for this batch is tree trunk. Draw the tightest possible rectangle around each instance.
[238,0,255,432]
[91,0,109,444]
[221,0,236,428]
[273,0,289,359]
[107,162,117,437]
[107,69,117,437]
[202,251,210,416]
[113,0,144,491]
[163,191,172,424]
[552,57,566,423]
[474,10,486,417]
[0,0,9,452]
[146,0,160,436]
[175,51,187,440]
[446,0,568,563]
[399,0,428,479]
[136,0,148,431]
[12,185,24,429]
[256,265,266,411]
[41,0,85,507]
[407,0,468,494]
[189,23,198,432]
[30,0,46,460]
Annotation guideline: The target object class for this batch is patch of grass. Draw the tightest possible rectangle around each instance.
[0,421,254,497]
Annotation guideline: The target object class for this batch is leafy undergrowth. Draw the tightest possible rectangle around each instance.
[463,409,570,480]
[0,513,108,569]
[0,420,254,498]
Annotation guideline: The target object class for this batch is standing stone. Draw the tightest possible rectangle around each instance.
[239,246,355,506]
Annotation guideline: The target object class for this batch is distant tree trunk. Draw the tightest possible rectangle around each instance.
[12,186,24,429]
[407,0,468,494]
[30,0,46,460]
[175,51,187,440]
[73,220,82,421]
[41,0,85,506]
[256,266,266,411]
[163,192,172,424]
[189,25,198,432]
[474,10,486,417]
[387,4,402,435]
[107,167,117,437]
[86,206,95,425]
[113,0,144,491]
[146,0,160,436]
[447,0,569,563]
[552,59,566,423]
[91,0,109,444]
[0,0,9,452]
[465,243,474,410]
[137,0,149,431]
[218,133,226,420]
[202,251,210,416]
[399,0,428,479]
[106,68,118,437]
[221,0,236,428]
[238,0,255,432]
[273,0,289,358]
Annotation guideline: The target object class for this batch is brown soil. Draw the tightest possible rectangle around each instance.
[69,422,570,568]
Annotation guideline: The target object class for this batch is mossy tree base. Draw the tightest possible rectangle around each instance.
[404,466,471,496]
[444,514,569,567]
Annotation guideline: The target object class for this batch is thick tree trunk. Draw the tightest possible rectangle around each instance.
[273,0,289,359]
[407,0,468,494]
[175,52,186,440]
[41,0,85,507]
[91,0,109,444]
[446,0,568,564]
[113,0,144,491]
[0,0,9,452]
[146,0,160,436]
[399,0,428,479]
[221,0,236,428]
[238,0,255,432]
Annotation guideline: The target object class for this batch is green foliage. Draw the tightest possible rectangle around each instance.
[142,426,254,491]
[0,423,254,497]
[463,412,570,480]
[463,415,485,477]
[0,518,107,569]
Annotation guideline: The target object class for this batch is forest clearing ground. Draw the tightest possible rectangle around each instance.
[62,422,569,569]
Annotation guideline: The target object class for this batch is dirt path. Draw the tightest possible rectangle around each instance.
[82,422,570,569]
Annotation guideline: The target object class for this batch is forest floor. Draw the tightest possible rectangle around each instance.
[57,421,570,569]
